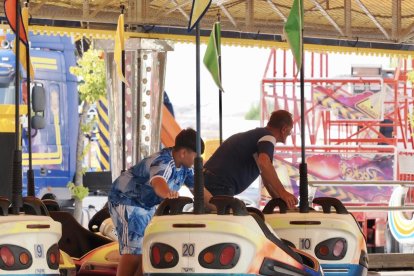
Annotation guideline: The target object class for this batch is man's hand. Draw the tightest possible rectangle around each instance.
[203,188,217,212]
[256,153,298,209]
[278,189,298,209]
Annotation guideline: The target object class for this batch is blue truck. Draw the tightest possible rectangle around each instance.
[0,32,100,200]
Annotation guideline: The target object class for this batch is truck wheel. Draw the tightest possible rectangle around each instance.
[385,222,400,253]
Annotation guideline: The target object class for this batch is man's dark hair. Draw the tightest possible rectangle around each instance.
[174,128,205,154]
[267,110,293,129]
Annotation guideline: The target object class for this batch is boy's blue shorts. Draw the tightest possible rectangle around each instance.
[109,202,157,255]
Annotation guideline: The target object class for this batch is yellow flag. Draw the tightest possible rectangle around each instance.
[188,0,212,31]
[114,14,127,84]
[13,6,34,78]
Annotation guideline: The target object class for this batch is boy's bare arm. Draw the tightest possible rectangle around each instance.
[151,177,179,198]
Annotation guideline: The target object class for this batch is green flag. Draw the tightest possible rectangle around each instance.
[284,0,303,75]
[203,22,224,91]
[188,0,212,31]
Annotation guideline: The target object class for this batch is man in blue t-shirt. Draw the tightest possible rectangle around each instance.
[108,128,205,276]
[203,109,298,209]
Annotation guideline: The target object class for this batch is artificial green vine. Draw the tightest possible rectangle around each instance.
[67,182,89,201]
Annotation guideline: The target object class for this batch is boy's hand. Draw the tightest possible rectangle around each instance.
[154,185,178,199]
[165,190,179,199]
[151,178,178,199]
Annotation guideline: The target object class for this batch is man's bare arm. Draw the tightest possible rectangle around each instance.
[256,153,298,208]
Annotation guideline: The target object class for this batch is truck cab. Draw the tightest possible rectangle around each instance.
[0,33,78,200]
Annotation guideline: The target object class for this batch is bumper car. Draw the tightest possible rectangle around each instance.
[48,209,117,275]
[388,186,414,245]
[142,196,324,275]
[74,242,119,276]
[41,196,117,275]
[59,250,77,276]
[263,197,368,276]
[0,196,62,275]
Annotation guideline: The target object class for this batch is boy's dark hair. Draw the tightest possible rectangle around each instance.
[267,110,293,129]
[174,128,205,154]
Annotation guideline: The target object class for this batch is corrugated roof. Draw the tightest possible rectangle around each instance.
[1,23,411,58]
[1,0,414,45]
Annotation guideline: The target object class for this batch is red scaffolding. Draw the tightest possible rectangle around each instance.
[261,49,414,180]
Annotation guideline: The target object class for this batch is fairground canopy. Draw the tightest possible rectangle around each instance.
[1,0,414,56]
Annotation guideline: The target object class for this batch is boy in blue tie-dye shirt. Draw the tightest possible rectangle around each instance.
[108,128,205,276]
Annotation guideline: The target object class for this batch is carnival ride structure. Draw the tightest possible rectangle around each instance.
[260,49,414,254]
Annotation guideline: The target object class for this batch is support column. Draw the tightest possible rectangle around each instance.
[82,0,89,21]
[344,0,352,38]
[128,0,148,23]
[392,0,401,41]
[245,0,254,32]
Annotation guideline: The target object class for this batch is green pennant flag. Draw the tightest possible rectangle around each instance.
[203,22,224,91]
[284,0,303,75]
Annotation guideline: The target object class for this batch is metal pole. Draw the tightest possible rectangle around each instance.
[299,61,308,213]
[218,54,223,144]
[121,48,126,172]
[12,0,23,214]
[25,1,35,197]
[299,0,308,213]
[193,22,204,214]
[217,14,223,145]
[120,6,126,172]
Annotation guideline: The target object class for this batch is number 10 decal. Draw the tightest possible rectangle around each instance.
[299,238,311,250]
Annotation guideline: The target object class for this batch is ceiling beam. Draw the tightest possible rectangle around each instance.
[139,0,149,21]
[218,4,237,27]
[392,0,401,41]
[126,0,147,22]
[152,0,172,21]
[6,0,411,45]
[164,0,190,21]
[165,0,191,16]
[354,0,390,40]
[89,0,118,19]
[266,0,286,22]
[309,0,344,37]
[30,6,119,23]
[399,21,414,44]
[245,0,254,32]
[212,0,238,28]
[83,0,90,20]
[344,0,351,38]
[30,0,48,14]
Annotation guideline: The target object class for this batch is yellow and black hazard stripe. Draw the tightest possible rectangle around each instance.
[96,96,110,171]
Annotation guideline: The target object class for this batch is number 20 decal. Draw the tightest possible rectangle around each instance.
[182,243,195,257]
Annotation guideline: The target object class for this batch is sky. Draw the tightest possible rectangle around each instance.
[164,42,395,139]
[164,43,271,139]
[165,43,269,114]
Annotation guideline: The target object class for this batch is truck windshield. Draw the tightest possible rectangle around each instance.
[0,81,15,104]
